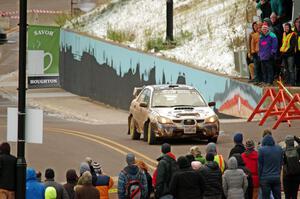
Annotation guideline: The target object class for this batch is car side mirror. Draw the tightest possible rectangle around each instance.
[208,102,216,107]
[140,102,148,108]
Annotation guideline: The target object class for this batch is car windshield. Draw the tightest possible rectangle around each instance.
[151,89,206,107]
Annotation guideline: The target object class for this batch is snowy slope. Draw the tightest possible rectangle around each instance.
[65,0,256,76]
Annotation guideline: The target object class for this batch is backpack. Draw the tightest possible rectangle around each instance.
[285,147,300,175]
[123,170,143,199]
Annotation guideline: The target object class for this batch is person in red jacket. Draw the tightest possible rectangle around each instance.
[241,140,259,199]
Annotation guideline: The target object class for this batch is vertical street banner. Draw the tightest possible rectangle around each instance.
[27,25,60,88]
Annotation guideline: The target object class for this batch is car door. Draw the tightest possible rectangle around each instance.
[137,89,151,132]
[136,89,151,132]
[131,89,147,132]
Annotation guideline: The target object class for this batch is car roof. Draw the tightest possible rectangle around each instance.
[144,84,196,91]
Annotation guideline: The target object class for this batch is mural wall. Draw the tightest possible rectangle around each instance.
[60,30,263,118]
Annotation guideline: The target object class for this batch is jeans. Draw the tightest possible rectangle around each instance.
[283,177,300,199]
[253,53,262,82]
[295,51,300,86]
[260,178,281,199]
[261,59,274,84]
[282,55,295,85]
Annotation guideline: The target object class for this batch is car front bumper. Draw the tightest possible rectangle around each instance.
[151,120,219,139]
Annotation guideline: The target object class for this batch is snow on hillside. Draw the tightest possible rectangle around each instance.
[65,0,256,76]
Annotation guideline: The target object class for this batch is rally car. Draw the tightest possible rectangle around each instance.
[128,84,220,144]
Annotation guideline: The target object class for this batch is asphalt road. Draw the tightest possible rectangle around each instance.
[1,92,300,184]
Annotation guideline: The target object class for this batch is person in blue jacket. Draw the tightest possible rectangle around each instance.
[259,22,278,85]
[258,135,283,199]
[26,167,45,199]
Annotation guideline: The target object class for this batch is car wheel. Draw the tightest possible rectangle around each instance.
[147,121,156,145]
[143,122,148,142]
[208,136,218,143]
[130,117,140,140]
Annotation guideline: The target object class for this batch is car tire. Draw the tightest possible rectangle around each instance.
[143,122,148,142]
[146,121,156,145]
[130,117,140,140]
[208,136,218,143]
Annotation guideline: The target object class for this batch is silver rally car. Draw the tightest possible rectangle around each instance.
[128,84,220,145]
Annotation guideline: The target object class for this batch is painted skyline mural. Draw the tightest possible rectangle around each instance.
[60,30,263,117]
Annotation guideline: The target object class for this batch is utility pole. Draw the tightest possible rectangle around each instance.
[16,0,27,197]
[166,0,173,41]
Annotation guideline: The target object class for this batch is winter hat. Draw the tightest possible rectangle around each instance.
[263,18,272,26]
[191,161,202,170]
[80,162,90,176]
[92,162,103,174]
[246,139,255,149]
[206,152,215,161]
[45,168,55,180]
[262,22,269,29]
[177,156,190,169]
[66,169,78,183]
[228,157,238,170]
[126,153,135,166]
[45,186,57,199]
[206,142,217,155]
[233,133,243,144]
[285,135,295,148]
[161,143,171,154]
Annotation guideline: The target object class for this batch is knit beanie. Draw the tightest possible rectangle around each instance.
[79,162,90,176]
[206,142,217,155]
[92,162,103,174]
[233,133,243,144]
[161,143,171,154]
[191,161,202,170]
[126,153,135,166]
[285,135,295,148]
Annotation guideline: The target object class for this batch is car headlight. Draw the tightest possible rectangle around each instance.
[157,116,173,124]
[204,115,218,123]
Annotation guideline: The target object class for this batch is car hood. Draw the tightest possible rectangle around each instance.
[151,106,216,120]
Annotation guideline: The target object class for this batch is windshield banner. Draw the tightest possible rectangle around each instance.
[27,25,60,88]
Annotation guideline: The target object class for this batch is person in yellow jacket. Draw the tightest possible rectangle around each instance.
[206,142,227,173]
[92,162,114,199]
[294,17,300,86]
[280,22,297,86]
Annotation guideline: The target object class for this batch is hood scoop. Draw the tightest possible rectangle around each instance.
[174,107,194,110]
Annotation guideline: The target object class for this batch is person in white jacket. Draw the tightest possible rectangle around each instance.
[222,157,248,199]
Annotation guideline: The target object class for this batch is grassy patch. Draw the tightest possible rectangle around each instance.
[145,29,193,52]
[107,26,135,43]
[146,37,171,52]
[54,13,73,27]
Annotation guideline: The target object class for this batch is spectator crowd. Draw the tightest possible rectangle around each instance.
[1,129,300,199]
[248,0,300,87]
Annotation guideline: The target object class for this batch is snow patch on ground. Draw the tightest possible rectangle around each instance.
[66,0,255,76]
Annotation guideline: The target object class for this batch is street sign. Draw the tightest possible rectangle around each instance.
[7,108,43,144]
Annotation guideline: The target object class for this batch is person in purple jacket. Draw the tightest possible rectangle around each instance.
[259,22,278,86]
